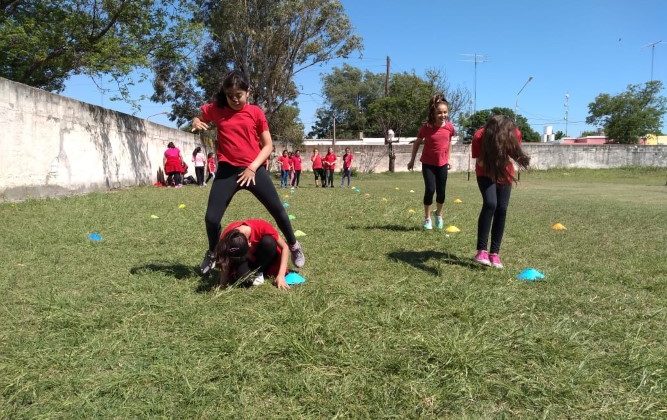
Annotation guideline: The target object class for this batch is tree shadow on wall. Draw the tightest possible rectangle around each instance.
[387,249,485,276]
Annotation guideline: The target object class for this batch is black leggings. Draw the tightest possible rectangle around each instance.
[195,167,205,185]
[476,176,512,254]
[314,168,325,183]
[325,169,335,187]
[205,172,214,184]
[232,235,278,283]
[422,163,448,206]
[166,171,182,186]
[205,163,296,252]
[291,170,301,187]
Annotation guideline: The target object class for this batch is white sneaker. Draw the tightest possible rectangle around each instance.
[251,272,265,286]
[290,241,305,268]
[423,218,433,230]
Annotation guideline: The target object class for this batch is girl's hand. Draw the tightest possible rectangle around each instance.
[191,117,210,132]
[275,275,290,290]
[236,168,256,187]
[407,160,414,171]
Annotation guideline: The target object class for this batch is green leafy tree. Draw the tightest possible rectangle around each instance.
[554,130,565,140]
[0,0,198,103]
[270,105,305,149]
[458,107,541,142]
[424,69,472,123]
[586,81,666,144]
[152,0,362,128]
[580,129,604,137]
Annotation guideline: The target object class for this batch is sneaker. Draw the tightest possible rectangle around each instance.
[435,215,444,230]
[474,250,491,266]
[174,184,183,189]
[199,251,216,275]
[290,241,305,268]
[423,218,433,230]
[489,253,504,269]
[251,272,265,286]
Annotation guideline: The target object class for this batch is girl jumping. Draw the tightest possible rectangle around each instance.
[191,70,305,275]
[471,115,530,268]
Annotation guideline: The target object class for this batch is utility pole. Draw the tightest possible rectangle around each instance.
[385,56,390,96]
[332,114,336,147]
[385,55,395,172]
[643,41,663,81]
[564,93,570,137]
[459,53,488,113]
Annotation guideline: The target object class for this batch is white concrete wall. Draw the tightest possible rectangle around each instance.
[0,77,204,201]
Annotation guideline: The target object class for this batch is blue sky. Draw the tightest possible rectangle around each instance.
[63,0,666,137]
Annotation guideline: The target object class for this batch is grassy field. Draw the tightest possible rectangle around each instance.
[1,168,665,418]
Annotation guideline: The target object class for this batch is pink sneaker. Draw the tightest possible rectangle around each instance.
[489,253,504,269]
[474,250,491,266]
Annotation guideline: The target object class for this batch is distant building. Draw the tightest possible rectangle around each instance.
[642,134,667,145]
[559,135,608,145]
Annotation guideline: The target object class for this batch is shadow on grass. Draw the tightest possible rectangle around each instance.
[347,224,421,232]
[388,250,485,275]
[130,261,221,293]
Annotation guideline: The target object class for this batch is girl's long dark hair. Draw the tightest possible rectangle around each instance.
[426,93,449,126]
[214,229,249,281]
[192,146,201,157]
[480,115,530,183]
[214,70,250,108]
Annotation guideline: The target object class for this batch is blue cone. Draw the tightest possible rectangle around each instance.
[88,232,103,242]
[285,272,306,285]
[283,202,290,208]
[517,268,545,281]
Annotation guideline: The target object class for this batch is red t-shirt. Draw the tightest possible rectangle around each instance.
[207,157,216,173]
[323,152,337,170]
[291,155,302,171]
[277,155,291,170]
[164,147,182,173]
[418,122,456,167]
[220,219,282,277]
[311,154,323,170]
[342,153,353,169]
[200,103,269,167]
[471,126,523,184]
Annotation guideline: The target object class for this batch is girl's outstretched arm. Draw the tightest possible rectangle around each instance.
[407,138,423,171]
[274,236,291,290]
[191,115,210,131]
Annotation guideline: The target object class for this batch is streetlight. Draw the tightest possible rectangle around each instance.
[514,76,534,115]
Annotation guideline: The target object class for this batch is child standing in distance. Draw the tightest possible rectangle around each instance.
[277,149,291,188]
[407,94,455,230]
[205,152,216,185]
[340,147,354,187]
[163,141,184,188]
[192,146,207,186]
[472,115,529,268]
[323,147,337,188]
[191,70,305,275]
[291,150,302,187]
[215,218,291,290]
[311,148,324,187]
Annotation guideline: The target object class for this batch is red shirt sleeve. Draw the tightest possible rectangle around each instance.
[471,128,484,158]
[200,102,216,123]
[448,121,456,136]
[253,107,269,136]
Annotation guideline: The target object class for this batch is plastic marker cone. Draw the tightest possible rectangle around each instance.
[395,187,400,190]
[288,214,296,220]
[284,194,290,199]
[454,198,463,204]
[445,225,461,233]
[294,230,307,237]
[409,190,415,193]
[88,232,102,242]
[551,223,567,231]
[364,193,370,197]
[283,202,290,208]
[178,203,186,209]
[517,268,545,281]
[382,197,388,202]
[150,215,159,219]
[408,209,416,213]
[285,272,306,285]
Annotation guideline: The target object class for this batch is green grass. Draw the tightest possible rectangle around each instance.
[1,168,666,418]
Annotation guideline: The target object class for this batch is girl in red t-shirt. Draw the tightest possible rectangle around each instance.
[163,142,184,188]
[276,149,291,188]
[216,218,290,290]
[408,94,456,230]
[290,150,303,187]
[340,147,354,187]
[471,115,530,268]
[205,152,216,185]
[323,147,337,188]
[311,148,324,187]
[191,70,304,275]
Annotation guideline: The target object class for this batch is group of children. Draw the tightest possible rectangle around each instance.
[163,144,217,188]
[185,70,528,290]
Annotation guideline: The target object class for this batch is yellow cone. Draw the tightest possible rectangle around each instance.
[294,230,307,237]
[552,223,567,230]
[454,198,463,204]
[408,209,416,213]
[382,197,388,202]
[395,187,399,190]
[364,193,370,197]
[150,215,159,219]
[409,189,415,193]
[178,204,186,209]
[445,225,461,233]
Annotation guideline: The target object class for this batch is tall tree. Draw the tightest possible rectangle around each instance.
[586,81,666,144]
[152,0,362,131]
[424,69,472,123]
[458,107,541,142]
[0,0,198,99]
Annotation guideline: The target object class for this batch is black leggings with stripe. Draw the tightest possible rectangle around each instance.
[205,163,296,252]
